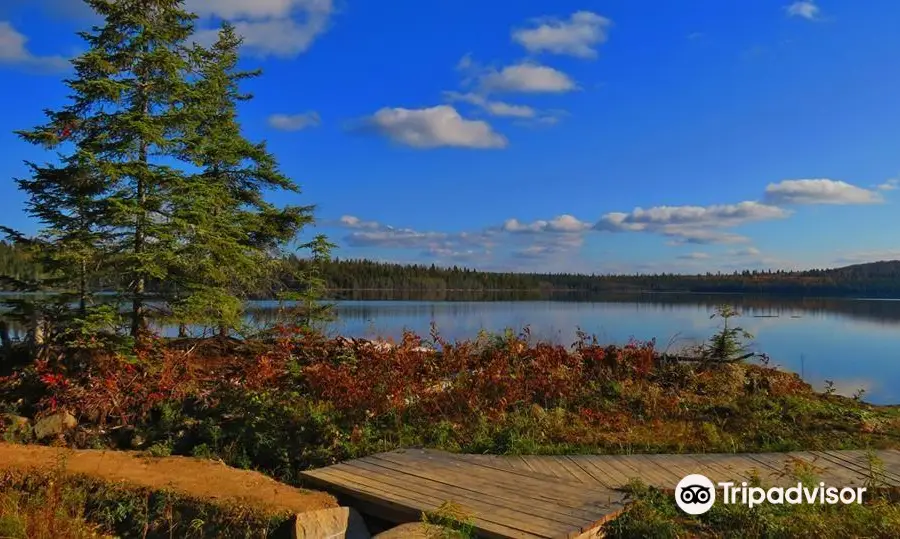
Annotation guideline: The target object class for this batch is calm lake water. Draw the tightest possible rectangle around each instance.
[304,294,900,405]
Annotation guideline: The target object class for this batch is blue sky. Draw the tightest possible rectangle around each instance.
[1,0,899,274]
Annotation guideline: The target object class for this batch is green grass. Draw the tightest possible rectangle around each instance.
[604,479,900,539]
[0,469,289,539]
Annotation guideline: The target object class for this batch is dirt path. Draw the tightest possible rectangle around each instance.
[0,442,337,516]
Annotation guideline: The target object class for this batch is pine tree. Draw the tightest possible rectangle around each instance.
[15,0,199,340]
[10,159,108,316]
[168,22,314,336]
[293,234,337,327]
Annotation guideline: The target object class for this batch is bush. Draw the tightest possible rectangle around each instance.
[0,469,288,538]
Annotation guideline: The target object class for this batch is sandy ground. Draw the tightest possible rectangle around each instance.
[0,442,337,515]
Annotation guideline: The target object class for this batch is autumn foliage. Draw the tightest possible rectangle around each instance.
[2,324,893,481]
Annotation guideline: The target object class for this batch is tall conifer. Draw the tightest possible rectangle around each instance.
[16,0,198,339]
[170,22,313,335]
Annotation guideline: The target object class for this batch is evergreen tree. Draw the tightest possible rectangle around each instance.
[15,0,200,340]
[9,160,108,316]
[293,234,337,327]
[168,22,314,336]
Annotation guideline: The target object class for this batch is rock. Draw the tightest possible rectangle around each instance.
[1,413,30,429]
[275,507,371,539]
[373,522,463,538]
[130,434,146,449]
[33,411,77,440]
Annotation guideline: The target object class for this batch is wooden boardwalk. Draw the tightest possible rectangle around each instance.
[300,449,900,539]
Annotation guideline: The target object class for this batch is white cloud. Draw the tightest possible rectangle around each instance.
[764,179,883,205]
[479,62,577,94]
[503,214,591,233]
[597,202,788,245]
[443,92,536,118]
[345,228,448,249]
[426,246,480,261]
[512,11,612,59]
[0,21,68,73]
[663,229,753,246]
[335,215,496,256]
[786,1,820,20]
[832,250,900,265]
[597,202,789,230]
[268,111,321,131]
[877,179,899,191]
[338,215,380,230]
[185,0,323,19]
[677,252,711,261]
[189,0,333,58]
[513,245,558,259]
[362,105,507,149]
[728,247,762,257]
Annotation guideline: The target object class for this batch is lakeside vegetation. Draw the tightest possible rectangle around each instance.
[1,1,899,537]
[3,321,900,536]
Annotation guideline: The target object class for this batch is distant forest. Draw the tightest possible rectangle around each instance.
[291,257,900,298]
[4,241,900,298]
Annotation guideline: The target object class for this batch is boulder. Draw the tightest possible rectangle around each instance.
[373,522,463,538]
[33,411,77,440]
[275,507,371,539]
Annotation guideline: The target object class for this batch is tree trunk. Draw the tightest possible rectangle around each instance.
[79,256,87,316]
[0,319,11,358]
[131,87,149,341]
[131,171,146,339]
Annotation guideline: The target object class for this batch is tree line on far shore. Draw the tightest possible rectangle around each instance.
[289,257,900,297]
[6,240,900,300]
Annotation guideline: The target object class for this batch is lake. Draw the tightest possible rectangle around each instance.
[295,294,900,405]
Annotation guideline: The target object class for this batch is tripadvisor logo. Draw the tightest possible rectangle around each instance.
[675,474,867,515]
[675,474,716,515]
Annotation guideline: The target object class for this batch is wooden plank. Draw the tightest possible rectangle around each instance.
[349,457,605,528]
[522,456,570,480]
[859,450,900,484]
[785,452,870,486]
[458,453,518,472]
[318,464,555,537]
[420,450,551,480]
[340,461,573,538]
[620,454,687,486]
[570,455,635,488]
[545,456,602,485]
[367,451,620,514]
[736,453,795,484]
[605,455,654,483]
[306,468,546,539]
[585,455,645,485]
[510,455,543,475]
[381,450,611,504]
[833,450,900,483]
[710,455,780,483]
[644,454,729,486]
[814,451,900,485]
[345,458,621,539]
[562,456,624,489]
[684,454,757,485]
